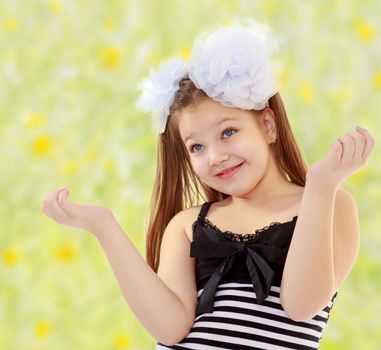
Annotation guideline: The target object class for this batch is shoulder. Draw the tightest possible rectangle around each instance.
[175,204,204,243]
[333,187,360,291]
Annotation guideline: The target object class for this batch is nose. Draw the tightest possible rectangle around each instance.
[209,144,229,167]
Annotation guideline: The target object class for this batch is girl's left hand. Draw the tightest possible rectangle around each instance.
[307,126,376,188]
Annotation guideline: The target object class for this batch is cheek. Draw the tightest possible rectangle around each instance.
[234,143,248,155]
[190,160,204,176]
[236,140,268,157]
[236,141,268,164]
[234,141,256,158]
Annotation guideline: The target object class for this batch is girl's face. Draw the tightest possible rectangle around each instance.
[178,98,277,198]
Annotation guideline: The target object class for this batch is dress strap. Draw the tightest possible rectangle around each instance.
[197,201,214,220]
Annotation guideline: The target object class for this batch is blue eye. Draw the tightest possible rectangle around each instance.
[191,144,203,152]
[223,129,235,137]
[189,128,236,153]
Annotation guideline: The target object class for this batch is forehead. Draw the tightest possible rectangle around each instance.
[181,116,238,143]
[179,99,252,142]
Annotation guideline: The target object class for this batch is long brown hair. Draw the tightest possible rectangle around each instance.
[145,77,308,272]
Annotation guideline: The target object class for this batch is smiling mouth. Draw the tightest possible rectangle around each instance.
[217,162,244,176]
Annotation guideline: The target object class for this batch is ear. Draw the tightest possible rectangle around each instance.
[259,108,277,142]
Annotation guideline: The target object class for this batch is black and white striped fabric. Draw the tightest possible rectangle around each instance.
[156,282,336,349]
[156,201,338,349]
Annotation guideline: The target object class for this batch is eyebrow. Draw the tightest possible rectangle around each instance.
[183,117,237,143]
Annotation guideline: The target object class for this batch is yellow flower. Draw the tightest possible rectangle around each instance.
[101,46,121,68]
[49,0,62,13]
[85,147,97,162]
[103,19,116,32]
[179,46,191,61]
[329,84,353,102]
[373,71,381,88]
[275,67,289,91]
[349,170,366,185]
[23,113,46,129]
[220,19,233,27]
[299,82,315,103]
[102,158,115,173]
[3,248,20,266]
[54,243,77,262]
[355,19,376,41]
[29,49,41,61]
[260,0,276,14]
[5,17,21,31]
[146,51,160,66]
[62,159,81,176]
[112,332,131,348]
[34,321,51,339]
[32,135,52,155]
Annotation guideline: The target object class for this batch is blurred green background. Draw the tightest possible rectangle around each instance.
[1,0,380,349]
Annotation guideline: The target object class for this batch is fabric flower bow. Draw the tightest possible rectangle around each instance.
[188,18,280,111]
[136,57,188,134]
[136,18,280,134]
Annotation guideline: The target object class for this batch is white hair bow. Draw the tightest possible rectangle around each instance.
[136,18,280,134]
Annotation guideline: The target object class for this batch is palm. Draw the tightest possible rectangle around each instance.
[42,188,113,236]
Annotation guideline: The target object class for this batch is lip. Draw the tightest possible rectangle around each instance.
[217,162,243,179]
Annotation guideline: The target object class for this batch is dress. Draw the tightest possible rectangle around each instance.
[156,201,338,350]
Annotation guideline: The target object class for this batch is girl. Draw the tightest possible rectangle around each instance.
[42,19,375,349]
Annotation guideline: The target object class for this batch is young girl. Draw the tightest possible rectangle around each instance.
[42,19,375,349]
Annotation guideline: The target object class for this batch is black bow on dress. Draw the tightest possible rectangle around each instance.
[190,226,289,316]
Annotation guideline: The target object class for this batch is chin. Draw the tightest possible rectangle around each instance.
[215,186,252,197]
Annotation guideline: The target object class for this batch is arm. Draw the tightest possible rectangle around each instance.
[41,187,196,345]
[280,176,360,322]
[94,217,193,346]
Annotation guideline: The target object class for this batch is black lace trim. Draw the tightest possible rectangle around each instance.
[192,217,288,243]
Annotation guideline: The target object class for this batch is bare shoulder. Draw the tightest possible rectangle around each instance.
[177,204,204,243]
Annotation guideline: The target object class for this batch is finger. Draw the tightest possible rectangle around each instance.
[43,188,69,223]
[332,139,343,161]
[335,135,351,163]
[51,189,71,221]
[42,200,55,219]
[348,130,365,164]
[42,188,65,217]
[57,188,81,217]
[338,133,356,165]
[44,187,67,206]
[356,126,376,160]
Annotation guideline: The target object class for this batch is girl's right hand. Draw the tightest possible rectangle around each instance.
[41,188,115,237]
